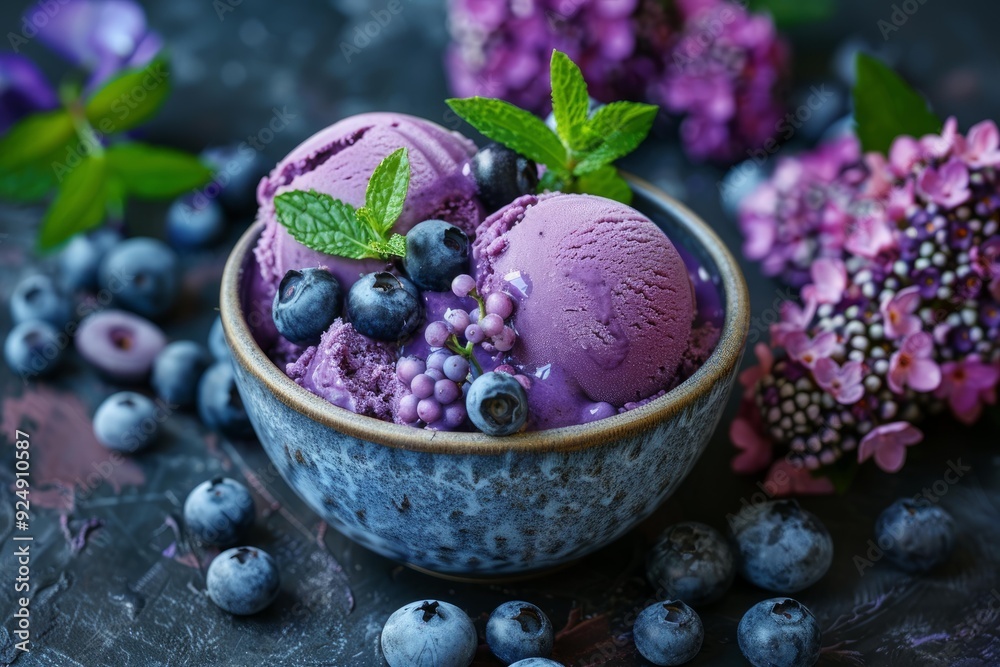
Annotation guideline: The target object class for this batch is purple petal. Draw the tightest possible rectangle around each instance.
[0,54,57,133]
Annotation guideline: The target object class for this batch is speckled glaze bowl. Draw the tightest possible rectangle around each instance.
[221,176,749,578]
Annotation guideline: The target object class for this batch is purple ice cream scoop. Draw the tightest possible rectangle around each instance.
[248,112,482,347]
[474,193,694,407]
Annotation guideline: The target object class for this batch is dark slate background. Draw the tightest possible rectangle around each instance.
[1,0,1000,665]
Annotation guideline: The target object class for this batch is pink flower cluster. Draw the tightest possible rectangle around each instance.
[733,117,1000,490]
[446,0,789,163]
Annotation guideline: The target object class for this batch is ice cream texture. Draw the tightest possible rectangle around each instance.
[244,112,717,432]
[475,193,695,406]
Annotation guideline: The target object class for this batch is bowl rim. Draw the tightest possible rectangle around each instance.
[221,174,750,455]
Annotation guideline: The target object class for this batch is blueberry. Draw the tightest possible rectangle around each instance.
[466,371,528,436]
[200,144,264,210]
[58,228,122,292]
[4,320,65,378]
[729,500,833,594]
[737,598,821,667]
[206,546,280,615]
[272,268,343,345]
[380,600,477,667]
[471,143,539,212]
[11,274,71,328]
[403,220,470,292]
[75,310,168,383]
[509,660,564,667]
[646,522,735,606]
[93,391,161,453]
[486,601,554,664]
[208,315,230,361]
[183,476,255,547]
[633,600,704,666]
[346,272,423,342]
[166,193,225,249]
[151,341,212,408]
[99,237,179,318]
[198,362,253,438]
[875,498,955,573]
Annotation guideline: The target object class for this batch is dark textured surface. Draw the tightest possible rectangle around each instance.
[2,0,1000,665]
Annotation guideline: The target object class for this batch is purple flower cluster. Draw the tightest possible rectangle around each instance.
[445,0,789,163]
[0,0,161,133]
[734,117,1000,484]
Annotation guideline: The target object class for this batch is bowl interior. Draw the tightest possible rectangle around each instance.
[221,175,749,454]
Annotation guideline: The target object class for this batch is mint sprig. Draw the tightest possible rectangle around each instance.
[853,53,942,155]
[446,50,657,205]
[274,147,411,260]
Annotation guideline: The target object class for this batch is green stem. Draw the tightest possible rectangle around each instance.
[470,288,487,321]
[445,334,483,377]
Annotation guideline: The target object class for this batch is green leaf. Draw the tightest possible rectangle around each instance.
[446,97,567,174]
[369,233,407,259]
[537,169,565,194]
[0,161,59,202]
[853,53,942,155]
[274,189,379,260]
[748,0,834,26]
[85,56,171,135]
[574,102,658,175]
[0,110,75,171]
[549,50,590,151]
[106,142,213,199]
[364,147,410,235]
[570,165,632,204]
[38,156,108,251]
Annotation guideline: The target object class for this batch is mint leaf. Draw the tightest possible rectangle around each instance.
[364,147,410,235]
[0,161,59,202]
[38,156,108,251]
[0,110,75,171]
[574,102,658,175]
[537,169,565,193]
[550,50,590,151]
[571,165,632,204]
[446,97,567,175]
[107,142,213,198]
[274,190,377,260]
[749,0,834,27]
[369,233,407,259]
[853,53,942,155]
[86,56,171,135]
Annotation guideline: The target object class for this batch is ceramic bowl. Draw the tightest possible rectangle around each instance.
[220,176,749,578]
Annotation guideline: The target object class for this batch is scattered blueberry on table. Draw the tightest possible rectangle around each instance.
[737,598,821,667]
[166,193,226,249]
[208,315,231,361]
[151,340,212,408]
[4,320,64,378]
[92,391,161,453]
[206,546,280,615]
[10,274,71,328]
[508,659,564,667]
[184,477,256,547]
[646,521,736,606]
[486,600,554,664]
[380,599,478,667]
[875,498,956,573]
[75,309,168,383]
[198,361,253,438]
[346,272,423,342]
[633,600,704,666]
[272,268,343,345]
[403,219,470,291]
[729,500,833,593]
[58,228,122,292]
[470,143,539,212]
[99,237,179,318]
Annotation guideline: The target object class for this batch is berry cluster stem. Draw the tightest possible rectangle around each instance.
[445,334,483,377]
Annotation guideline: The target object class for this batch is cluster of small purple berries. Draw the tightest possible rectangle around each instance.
[445,0,789,163]
[733,117,1000,481]
[443,274,517,354]
[396,351,470,429]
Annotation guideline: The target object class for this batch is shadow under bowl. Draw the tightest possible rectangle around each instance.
[220,176,750,578]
